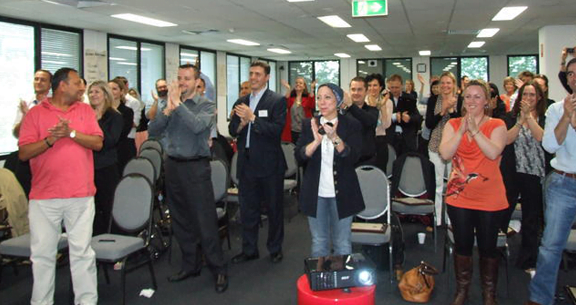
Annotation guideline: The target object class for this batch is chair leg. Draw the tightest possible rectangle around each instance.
[147,258,158,290]
[388,243,394,286]
[121,258,128,305]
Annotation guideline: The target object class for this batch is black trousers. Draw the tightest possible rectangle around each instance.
[93,163,119,236]
[165,158,225,275]
[239,170,285,256]
[374,136,388,173]
[448,205,506,258]
[502,172,543,269]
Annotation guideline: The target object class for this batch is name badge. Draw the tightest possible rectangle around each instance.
[258,110,268,117]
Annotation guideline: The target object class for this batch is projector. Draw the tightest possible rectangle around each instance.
[304,253,377,291]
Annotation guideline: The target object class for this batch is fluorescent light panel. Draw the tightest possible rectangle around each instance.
[227,39,260,46]
[317,15,351,28]
[468,41,485,48]
[334,53,351,58]
[109,57,126,61]
[347,34,370,43]
[180,52,198,57]
[365,44,382,51]
[111,13,177,27]
[492,6,527,21]
[118,62,138,66]
[419,50,431,56]
[267,48,291,54]
[477,28,500,38]
[41,51,72,57]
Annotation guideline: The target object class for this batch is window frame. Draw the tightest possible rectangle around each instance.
[107,34,165,94]
[179,45,217,96]
[289,60,341,88]
[430,56,490,82]
[507,54,539,76]
[225,52,252,121]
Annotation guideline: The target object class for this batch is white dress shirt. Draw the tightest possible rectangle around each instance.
[318,116,338,198]
[542,98,576,173]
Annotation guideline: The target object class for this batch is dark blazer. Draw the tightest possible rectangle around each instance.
[345,103,378,161]
[295,114,365,219]
[229,89,287,178]
[425,94,463,130]
[385,92,422,144]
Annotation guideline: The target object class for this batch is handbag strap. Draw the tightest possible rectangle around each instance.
[417,261,438,289]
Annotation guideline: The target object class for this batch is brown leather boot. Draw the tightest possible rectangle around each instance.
[480,256,499,305]
[451,254,473,305]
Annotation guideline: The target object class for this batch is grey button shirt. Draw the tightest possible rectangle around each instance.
[148,94,215,159]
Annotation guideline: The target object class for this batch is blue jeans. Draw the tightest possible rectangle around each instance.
[308,197,353,257]
[529,172,576,305]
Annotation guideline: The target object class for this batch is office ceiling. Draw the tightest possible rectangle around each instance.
[0,0,575,60]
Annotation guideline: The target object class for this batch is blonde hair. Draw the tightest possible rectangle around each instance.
[88,81,117,115]
[461,79,491,116]
[439,71,457,95]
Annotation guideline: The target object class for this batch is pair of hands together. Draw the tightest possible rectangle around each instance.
[47,116,73,140]
[563,93,576,128]
[457,114,482,137]
[310,119,339,144]
[162,81,183,116]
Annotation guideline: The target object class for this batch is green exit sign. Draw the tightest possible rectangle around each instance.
[352,0,388,17]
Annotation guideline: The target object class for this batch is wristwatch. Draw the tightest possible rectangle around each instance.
[332,137,341,146]
[69,130,76,139]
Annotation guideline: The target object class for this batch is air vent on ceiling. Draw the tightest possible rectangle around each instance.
[446,30,480,35]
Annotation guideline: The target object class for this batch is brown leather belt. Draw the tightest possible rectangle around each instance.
[553,169,576,179]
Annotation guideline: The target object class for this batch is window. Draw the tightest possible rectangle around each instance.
[384,58,412,81]
[226,54,251,118]
[41,28,82,74]
[431,57,459,79]
[460,57,488,81]
[108,35,164,107]
[0,18,82,155]
[0,21,35,155]
[508,55,538,77]
[258,58,278,92]
[180,49,198,66]
[180,47,217,101]
[357,59,384,77]
[289,60,340,92]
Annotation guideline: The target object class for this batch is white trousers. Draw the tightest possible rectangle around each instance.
[29,197,98,305]
[428,150,451,226]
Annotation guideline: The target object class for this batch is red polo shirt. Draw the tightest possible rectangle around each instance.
[19,98,103,200]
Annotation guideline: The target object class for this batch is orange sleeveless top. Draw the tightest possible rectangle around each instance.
[445,118,507,211]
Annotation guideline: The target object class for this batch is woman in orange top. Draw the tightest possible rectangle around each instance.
[439,79,508,305]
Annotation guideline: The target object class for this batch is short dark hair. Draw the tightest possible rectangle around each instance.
[250,61,270,75]
[51,68,77,92]
[518,70,535,80]
[36,69,53,82]
[365,73,385,89]
[199,78,206,86]
[566,58,576,72]
[349,76,367,89]
[115,76,128,86]
[178,63,200,78]
[155,78,166,88]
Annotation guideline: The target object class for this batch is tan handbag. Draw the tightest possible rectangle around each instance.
[398,261,439,303]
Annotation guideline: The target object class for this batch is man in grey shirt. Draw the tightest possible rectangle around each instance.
[148,63,227,293]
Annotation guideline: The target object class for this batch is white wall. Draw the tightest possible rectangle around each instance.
[539,25,576,102]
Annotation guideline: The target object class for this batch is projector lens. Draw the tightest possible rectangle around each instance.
[358,270,374,285]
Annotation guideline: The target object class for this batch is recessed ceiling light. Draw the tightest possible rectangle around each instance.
[347,34,370,43]
[117,62,138,66]
[109,57,126,61]
[477,28,500,38]
[115,46,137,51]
[492,6,527,21]
[111,13,177,27]
[268,48,292,54]
[227,39,260,46]
[468,41,485,48]
[393,62,401,65]
[180,52,198,57]
[451,62,458,65]
[317,15,351,28]
[365,44,382,51]
[43,60,66,65]
[358,60,366,64]
[41,51,72,57]
[419,50,431,56]
[334,53,351,58]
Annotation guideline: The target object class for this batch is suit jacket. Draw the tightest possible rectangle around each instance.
[229,89,287,178]
[385,92,422,144]
[345,103,378,161]
[295,114,365,219]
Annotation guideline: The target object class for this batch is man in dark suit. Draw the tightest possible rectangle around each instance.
[385,74,422,156]
[341,76,378,166]
[228,61,287,264]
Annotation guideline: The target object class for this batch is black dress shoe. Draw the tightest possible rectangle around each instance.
[167,269,201,282]
[215,274,228,293]
[231,252,259,264]
[270,251,283,263]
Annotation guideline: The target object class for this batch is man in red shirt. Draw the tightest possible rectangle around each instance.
[19,68,103,305]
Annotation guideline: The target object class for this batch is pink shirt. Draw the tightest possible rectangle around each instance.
[19,98,103,200]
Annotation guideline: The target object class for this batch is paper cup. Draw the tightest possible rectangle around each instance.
[418,232,426,244]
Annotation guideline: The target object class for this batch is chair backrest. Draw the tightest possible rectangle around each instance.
[112,174,154,233]
[398,155,427,197]
[139,139,163,155]
[210,159,229,202]
[386,144,396,177]
[281,142,297,178]
[123,157,155,185]
[355,165,390,220]
[139,148,162,182]
[230,152,239,186]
